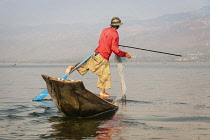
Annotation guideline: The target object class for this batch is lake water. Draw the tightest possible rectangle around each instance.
[0,63,210,140]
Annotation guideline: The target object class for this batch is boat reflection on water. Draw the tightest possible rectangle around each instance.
[40,100,127,140]
[95,100,127,139]
[40,108,119,139]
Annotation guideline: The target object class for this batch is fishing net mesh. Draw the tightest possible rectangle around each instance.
[115,55,126,100]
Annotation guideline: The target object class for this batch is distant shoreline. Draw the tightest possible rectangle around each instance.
[0,61,210,66]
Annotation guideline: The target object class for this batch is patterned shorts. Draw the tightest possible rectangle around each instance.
[76,54,111,89]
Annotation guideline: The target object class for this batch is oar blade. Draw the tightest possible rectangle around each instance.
[33,89,48,101]
[61,74,68,79]
[33,75,68,101]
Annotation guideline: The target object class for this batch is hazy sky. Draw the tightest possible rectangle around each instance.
[0,0,210,26]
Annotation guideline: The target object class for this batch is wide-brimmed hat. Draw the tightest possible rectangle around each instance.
[110,17,123,26]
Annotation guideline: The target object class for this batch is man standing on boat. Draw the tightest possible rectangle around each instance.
[66,17,132,98]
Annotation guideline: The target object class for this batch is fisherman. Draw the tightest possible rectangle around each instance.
[65,17,132,98]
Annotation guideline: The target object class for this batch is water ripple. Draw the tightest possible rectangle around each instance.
[149,116,210,123]
[118,99,153,104]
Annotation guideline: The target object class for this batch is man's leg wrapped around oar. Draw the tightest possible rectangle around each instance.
[65,53,111,98]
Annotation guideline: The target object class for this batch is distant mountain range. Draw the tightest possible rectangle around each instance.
[0,6,210,63]
[121,6,210,62]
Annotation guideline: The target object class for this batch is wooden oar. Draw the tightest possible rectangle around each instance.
[33,52,94,101]
[119,45,182,57]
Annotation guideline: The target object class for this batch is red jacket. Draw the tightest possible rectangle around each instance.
[94,27,127,60]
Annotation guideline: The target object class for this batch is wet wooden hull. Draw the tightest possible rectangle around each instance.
[41,74,118,117]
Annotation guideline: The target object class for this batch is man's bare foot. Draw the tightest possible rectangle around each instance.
[99,92,111,98]
[65,65,76,75]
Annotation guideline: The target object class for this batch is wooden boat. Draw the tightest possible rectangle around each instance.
[41,74,118,117]
[10,64,16,66]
